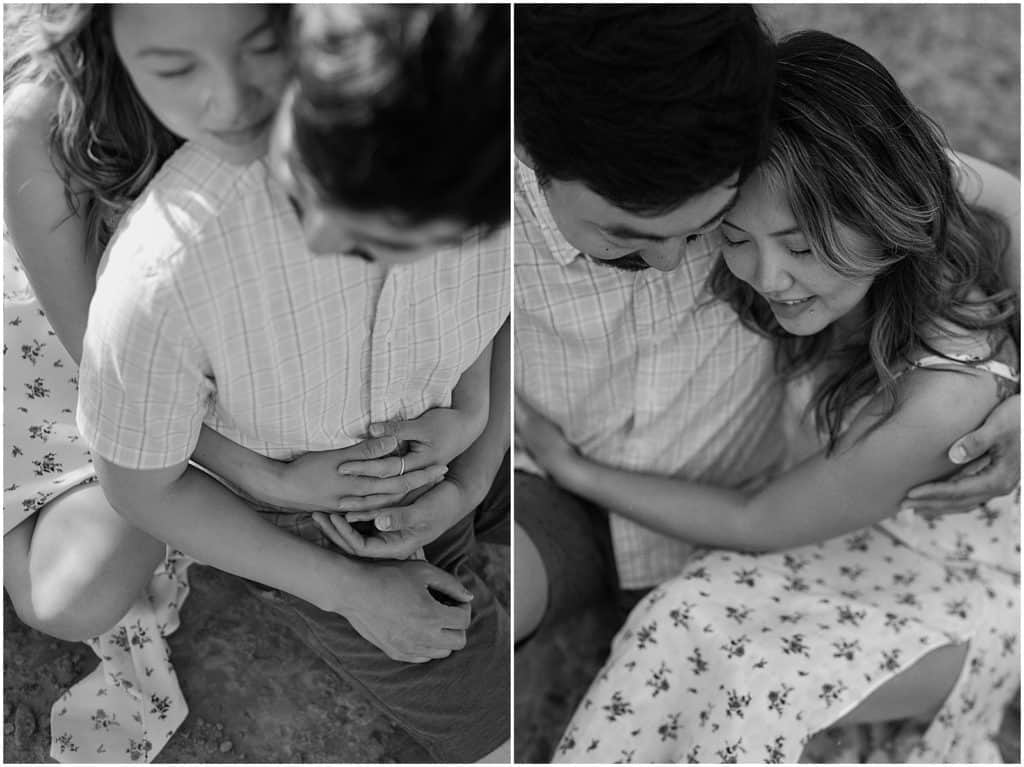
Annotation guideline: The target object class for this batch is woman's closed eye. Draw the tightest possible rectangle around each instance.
[154,65,195,78]
[245,29,282,55]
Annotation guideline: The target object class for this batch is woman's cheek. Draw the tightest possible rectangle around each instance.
[722,248,754,283]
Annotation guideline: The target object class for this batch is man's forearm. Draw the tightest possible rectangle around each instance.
[449,317,510,508]
[94,456,367,615]
[954,150,1020,293]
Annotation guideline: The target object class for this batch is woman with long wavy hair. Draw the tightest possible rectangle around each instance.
[4,4,471,760]
[520,31,1019,763]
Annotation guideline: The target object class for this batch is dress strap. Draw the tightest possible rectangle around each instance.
[911,353,1019,383]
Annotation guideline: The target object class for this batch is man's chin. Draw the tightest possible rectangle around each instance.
[585,253,650,271]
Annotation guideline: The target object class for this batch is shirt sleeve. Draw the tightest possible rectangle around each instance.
[76,237,215,470]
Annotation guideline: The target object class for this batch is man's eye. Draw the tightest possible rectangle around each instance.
[722,234,747,247]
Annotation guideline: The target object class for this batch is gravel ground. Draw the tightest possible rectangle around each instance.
[4,545,508,763]
[514,4,1020,763]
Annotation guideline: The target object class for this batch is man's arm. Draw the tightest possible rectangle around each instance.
[953,150,1020,292]
[95,442,474,663]
[908,152,1021,511]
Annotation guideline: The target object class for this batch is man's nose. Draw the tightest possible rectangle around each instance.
[642,238,686,272]
[303,211,352,255]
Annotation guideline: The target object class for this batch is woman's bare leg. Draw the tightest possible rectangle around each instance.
[4,484,166,642]
[799,642,970,759]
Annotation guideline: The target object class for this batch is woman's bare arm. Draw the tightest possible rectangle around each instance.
[522,364,1002,552]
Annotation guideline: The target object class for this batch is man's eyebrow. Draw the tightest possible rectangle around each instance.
[602,189,741,242]
[136,19,272,58]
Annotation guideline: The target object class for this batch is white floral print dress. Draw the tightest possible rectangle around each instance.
[554,341,1020,764]
[4,238,193,763]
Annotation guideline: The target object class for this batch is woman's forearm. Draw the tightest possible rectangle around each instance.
[558,451,896,553]
[558,456,760,548]
[449,317,510,509]
[191,425,282,501]
[450,332,493,435]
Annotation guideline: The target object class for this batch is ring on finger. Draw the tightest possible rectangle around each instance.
[399,456,406,476]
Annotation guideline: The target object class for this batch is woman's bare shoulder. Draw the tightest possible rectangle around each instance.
[4,79,57,137]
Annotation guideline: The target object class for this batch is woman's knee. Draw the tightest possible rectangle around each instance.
[8,579,128,642]
[7,486,165,641]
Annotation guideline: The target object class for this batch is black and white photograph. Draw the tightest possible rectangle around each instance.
[3,3,510,762]
[513,3,1020,764]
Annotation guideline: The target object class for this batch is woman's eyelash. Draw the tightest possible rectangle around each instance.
[155,66,194,78]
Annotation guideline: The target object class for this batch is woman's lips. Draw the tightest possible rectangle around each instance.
[767,295,816,320]
[210,114,274,146]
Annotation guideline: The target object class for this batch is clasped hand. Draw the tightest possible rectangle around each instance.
[339,558,473,663]
[266,406,480,514]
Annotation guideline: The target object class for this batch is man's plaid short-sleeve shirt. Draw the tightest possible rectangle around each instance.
[514,162,786,588]
[77,143,510,469]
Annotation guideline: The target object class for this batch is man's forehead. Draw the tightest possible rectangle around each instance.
[590,183,740,240]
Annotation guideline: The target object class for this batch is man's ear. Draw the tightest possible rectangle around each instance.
[514,142,535,168]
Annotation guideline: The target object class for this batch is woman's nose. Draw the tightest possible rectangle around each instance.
[754,246,796,294]
[205,64,260,125]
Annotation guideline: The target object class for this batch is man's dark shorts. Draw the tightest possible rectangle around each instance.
[248,455,510,762]
[515,469,640,635]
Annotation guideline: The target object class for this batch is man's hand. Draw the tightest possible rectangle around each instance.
[336,408,485,478]
[313,479,469,559]
[263,436,446,512]
[336,558,473,663]
[904,394,1020,517]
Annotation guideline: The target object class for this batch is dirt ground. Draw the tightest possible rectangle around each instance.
[3,545,508,763]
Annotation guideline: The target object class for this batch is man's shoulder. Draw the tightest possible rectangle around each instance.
[103,143,277,274]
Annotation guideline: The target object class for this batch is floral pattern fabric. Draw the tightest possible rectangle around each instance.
[555,357,1020,764]
[5,239,193,762]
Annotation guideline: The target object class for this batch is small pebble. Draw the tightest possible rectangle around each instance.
[216,723,223,731]
[4,723,14,736]
[219,740,233,753]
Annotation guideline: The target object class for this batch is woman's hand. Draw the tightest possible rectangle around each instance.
[335,407,487,479]
[515,398,583,486]
[261,436,447,512]
[315,479,469,560]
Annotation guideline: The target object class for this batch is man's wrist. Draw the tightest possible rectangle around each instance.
[305,548,370,615]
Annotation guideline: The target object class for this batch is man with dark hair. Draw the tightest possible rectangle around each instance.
[282,3,510,257]
[514,3,785,640]
[513,2,1021,665]
[78,4,510,762]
